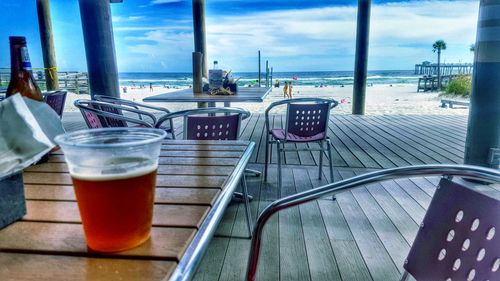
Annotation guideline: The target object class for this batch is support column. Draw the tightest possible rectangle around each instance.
[192,0,208,78]
[192,0,207,107]
[78,0,120,98]
[464,0,500,167]
[352,0,371,115]
[36,0,59,90]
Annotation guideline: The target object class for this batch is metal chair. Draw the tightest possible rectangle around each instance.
[43,90,67,118]
[245,164,500,281]
[74,99,156,129]
[401,177,500,281]
[264,98,339,190]
[94,95,174,137]
[156,107,254,237]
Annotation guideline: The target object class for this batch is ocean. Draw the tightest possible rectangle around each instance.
[118,70,419,88]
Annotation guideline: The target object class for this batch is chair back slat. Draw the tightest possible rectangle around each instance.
[186,114,240,140]
[81,105,104,128]
[404,178,500,281]
[286,103,330,138]
[97,104,127,127]
[43,91,67,118]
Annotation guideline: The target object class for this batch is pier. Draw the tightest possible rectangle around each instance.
[414,63,472,76]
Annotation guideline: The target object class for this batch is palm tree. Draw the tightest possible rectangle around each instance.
[470,44,475,53]
[432,40,447,90]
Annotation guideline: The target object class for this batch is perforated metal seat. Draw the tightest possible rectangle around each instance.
[94,95,174,137]
[401,178,500,281]
[43,90,67,118]
[245,165,500,281]
[264,98,339,190]
[156,107,254,238]
[74,99,157,129]
[271,129,326,142]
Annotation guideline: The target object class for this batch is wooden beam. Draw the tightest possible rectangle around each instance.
[78,0,120,98]
[36,0,59,90]
[352,0,371,115]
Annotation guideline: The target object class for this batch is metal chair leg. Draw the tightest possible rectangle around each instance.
[326,138,336,200]
[318,140,324,180]
[326,138,334,183]
[276,140,282,190]
[264,133,270,181]
[233,192,253,202]
[245,168,261,177]
[399,271,409,281]
[241,175,253,238]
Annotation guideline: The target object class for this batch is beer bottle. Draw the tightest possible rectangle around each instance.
[6,36,44,101]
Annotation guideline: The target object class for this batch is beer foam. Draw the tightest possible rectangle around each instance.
[70,162,157,181]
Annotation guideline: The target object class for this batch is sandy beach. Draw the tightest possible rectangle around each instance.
[64,84,469,116]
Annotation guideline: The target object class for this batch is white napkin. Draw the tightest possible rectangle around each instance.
[0,94,65,179]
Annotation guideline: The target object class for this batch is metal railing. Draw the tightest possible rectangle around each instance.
[246,164,500,281]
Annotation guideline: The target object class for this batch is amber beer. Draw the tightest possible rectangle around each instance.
[71,162,157,252]
[55,128,166,253]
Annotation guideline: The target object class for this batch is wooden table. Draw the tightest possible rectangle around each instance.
[143,87,271,107]
[0,140,255,281]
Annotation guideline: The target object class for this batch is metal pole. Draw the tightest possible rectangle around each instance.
[270,67,273,88]
[192,0,208,107]
[258,50,261,87]
[36,0,59,90]
[464,0,500,167]
[265,60,269,87]
[78,0,120,98]
[352,0,371,115]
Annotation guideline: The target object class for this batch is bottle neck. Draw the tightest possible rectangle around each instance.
[9,43,32,74]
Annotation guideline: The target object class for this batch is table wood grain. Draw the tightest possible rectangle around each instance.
[0,140,254,281]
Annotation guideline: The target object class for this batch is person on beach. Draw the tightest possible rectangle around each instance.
[288,81,293,98]
[149,83,153,92]
[275,79,280,88]
[283,81,289,98]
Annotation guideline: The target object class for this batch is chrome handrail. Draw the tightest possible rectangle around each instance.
[246,164,500,281]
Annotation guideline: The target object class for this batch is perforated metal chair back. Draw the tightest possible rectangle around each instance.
[97,104,127,127]
[75,99,155,129]
[286,102,330,139]
[186,114,240,140]
[79,103,104,128]
[404,178,500,281]
[43,91,67,118]
[155,107,250,141]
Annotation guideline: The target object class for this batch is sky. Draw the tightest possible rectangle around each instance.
[0,0,479,73]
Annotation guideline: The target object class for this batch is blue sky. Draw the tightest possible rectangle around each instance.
[0,0,479,72]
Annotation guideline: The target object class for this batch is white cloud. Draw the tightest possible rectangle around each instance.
[112,15,145,22]
[116,1,479,72]
[150,0,183,4]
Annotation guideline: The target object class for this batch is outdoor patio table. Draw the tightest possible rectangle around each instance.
[143,87,271,107]
[0,139,255,281]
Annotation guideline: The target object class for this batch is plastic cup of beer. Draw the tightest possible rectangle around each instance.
[55,128,166,252]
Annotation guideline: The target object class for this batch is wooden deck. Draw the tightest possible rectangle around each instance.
[63,113,468,169]
[57,113,497,281]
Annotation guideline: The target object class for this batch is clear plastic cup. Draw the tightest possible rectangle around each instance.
[54,128,166,252]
